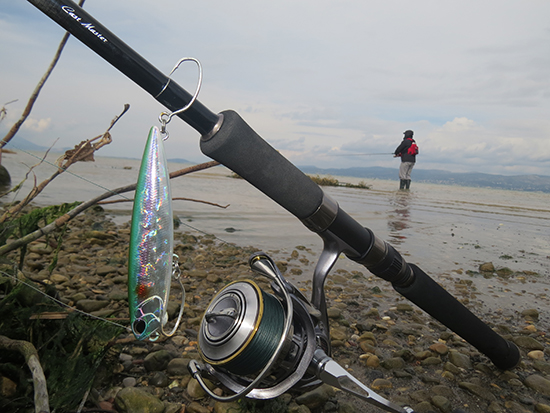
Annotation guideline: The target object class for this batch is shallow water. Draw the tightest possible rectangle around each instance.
[2,149,550,317]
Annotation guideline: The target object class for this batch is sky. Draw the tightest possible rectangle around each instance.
[1,0,550,176]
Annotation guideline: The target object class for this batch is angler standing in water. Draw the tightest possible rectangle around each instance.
[394,130,418,190]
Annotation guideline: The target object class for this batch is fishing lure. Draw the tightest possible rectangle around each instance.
[128,126,183,341]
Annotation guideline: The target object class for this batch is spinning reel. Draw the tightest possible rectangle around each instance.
[188,252,414,413]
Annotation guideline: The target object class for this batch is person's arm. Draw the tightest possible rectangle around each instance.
[394,141,406,156]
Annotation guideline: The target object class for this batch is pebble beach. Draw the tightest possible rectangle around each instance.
[2,205,550,413]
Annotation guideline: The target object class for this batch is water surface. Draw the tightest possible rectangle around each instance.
[2,149,549,317]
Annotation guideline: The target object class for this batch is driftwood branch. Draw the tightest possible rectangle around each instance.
[0,161,220,256]
[0,335,50,413]
[0,105,129,225]
[98,196,229,209]
[0,0,86,157]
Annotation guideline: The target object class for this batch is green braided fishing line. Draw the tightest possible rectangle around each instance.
[224,290,285,375]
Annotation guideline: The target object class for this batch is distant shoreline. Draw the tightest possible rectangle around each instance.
[2,146,549,193]
[299,165,550,194]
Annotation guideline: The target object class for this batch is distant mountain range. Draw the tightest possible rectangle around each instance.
[3,137,191,163]
[299,165,550,193]
[5,138,549,193]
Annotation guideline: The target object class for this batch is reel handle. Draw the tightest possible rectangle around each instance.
[311,350,415,413]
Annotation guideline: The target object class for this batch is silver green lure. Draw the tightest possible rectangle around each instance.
[128,126,183,341]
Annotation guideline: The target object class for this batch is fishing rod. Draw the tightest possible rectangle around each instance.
[326,152,394,156]
[27,0,520,411]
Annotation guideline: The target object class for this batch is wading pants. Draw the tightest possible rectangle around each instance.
[399,162,415,180]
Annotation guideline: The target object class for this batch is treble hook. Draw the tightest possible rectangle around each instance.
[157,57,203,140]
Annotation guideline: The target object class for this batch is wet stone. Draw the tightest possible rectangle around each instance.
[421,356,442,366]
[213,401,241,413]
[114,387,164,413]
[448,350,472,369]
[167,358,191,376]
[50,273,69,283]
[381,357,405,370]
[187,378,207,400]
[75,299,109,313]
[396,303,414,312]
[525,375,550,396]
[393,370,413,379]
[420,375,441,384]
[431,395,452,413]
[365,355,380,368]
[0,376,17,398]
[186,401,211,413]
[144,350,173,372]
[122,377,136,388]
[533,360,550,374]
[295,384,335,410]
[327,307,342,319]
[535,404,550,413]
[522,308,540,319]
[429,342,449,355]
[71,292,87,302]
[488,402,505,413]
[479,262,495,272]
[458,381,497,401]
[288,403,311,413]
[409,390,430,403]
[513,335,545,350]
[330,326,347,341]
[149,371,169,387]
[412,401,435,412]
[29,243,53,255]
[165,403,184,413]
[414,350,433,360]
[108,290,127,301]
[431,385,454,398]
[96,265,118,276]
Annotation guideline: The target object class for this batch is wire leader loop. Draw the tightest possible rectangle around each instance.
[158,57,203,140]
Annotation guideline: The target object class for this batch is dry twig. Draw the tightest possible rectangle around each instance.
[0,335,50,413]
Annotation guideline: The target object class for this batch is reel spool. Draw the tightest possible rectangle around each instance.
[190,253,318,401]
[198,279,286,376]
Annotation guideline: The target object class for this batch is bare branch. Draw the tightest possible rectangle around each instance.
[0,335,50,413]
[98,196,229,209]
[0,100,18,123]
[0,161,220,256]
[0,105,129,225]
[0,0,85,166]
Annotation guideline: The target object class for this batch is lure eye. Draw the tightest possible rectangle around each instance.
[132,296,164,340]
[133,319,147,335]
[132,313,161,340]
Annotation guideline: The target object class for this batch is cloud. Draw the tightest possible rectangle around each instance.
[2,0,550,177]
[22,117,52,133]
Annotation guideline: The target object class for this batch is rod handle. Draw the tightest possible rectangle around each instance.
[394,264,520,370]
[200,110,324,220]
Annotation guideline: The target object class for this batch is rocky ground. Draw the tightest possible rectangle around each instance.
[1,206,550,413]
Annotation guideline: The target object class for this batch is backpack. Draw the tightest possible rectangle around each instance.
[407,140,419,155]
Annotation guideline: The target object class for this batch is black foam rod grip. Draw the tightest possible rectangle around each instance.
[394,264,520,370]
[200,110,324,220]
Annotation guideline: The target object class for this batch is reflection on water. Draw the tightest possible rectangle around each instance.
[387,192,411,244]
